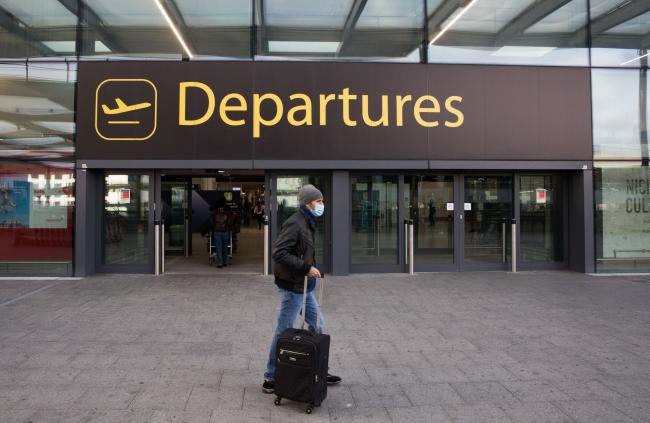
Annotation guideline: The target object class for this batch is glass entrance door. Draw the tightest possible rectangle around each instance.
[405,175,455,270]
[462,175,513,270]
[161,178,190,256]
[100,172,153,272]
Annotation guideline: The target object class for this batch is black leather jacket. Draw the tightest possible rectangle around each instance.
[272,208,315,293]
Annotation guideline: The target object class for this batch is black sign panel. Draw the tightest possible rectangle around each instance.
[76,61,592,162]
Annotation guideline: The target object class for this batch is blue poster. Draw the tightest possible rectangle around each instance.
[0,179,30,228]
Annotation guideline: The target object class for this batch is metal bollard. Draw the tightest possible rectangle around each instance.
[404,219,414,275]
[161,220,165,274]
[511,218,517,273]
[154,221,160,276]
[404,219,409,266]
[263,215,270,276]
[184,217,189,258]
[408,220,414,275]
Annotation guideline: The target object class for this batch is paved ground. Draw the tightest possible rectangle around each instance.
[1,271,649,423]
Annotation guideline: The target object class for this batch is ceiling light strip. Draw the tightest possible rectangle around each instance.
[429,0,479,46]
[153,0,194,59]
[620,52,649,66]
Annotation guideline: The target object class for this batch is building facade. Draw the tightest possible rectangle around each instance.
[0,0,648,276]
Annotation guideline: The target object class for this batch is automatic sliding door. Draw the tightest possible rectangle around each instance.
[405,175,455,270]
[463,175,513,269]
[101,173,153,272]
[519,175,565,267]
[351,175,399,271]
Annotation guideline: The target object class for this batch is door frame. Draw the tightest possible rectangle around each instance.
[96,170,156,274]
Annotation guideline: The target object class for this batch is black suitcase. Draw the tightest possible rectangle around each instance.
[273,276,330,414]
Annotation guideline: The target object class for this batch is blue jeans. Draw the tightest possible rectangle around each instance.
[213,231,229,266]
[264,286,324,382]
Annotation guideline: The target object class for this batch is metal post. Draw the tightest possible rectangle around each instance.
[154,221,160,276]
[161,220,165,274]
[408,219,414,275]
[502,220,506,263]
[184,217,189,258]
[404,219,409,266]
[511,218,517,273]
[263,215,270,276]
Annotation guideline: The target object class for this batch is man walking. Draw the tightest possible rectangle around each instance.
[262,184,341,393]
[209,198,232,268]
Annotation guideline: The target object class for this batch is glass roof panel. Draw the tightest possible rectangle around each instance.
[0,0,77,27]
[264,0,354,28]
[525,0,587,34]
[356,0,424,29]
[175,0,251,27]
[449,0,536,34]
[83,0,165,26]
[589,0,628,20]
[605,10,650,35]
[427,0,445,17]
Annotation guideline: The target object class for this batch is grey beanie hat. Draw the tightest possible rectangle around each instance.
[298,184,323,206]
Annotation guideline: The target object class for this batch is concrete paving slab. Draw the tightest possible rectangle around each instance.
[0,271,649,422]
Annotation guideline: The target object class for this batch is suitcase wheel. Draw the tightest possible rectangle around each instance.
[306,406,313,414]
[274,397,281,406]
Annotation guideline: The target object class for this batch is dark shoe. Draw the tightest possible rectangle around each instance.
[262,380,274,394]
[326,374,342,385]
[217,265,223,268]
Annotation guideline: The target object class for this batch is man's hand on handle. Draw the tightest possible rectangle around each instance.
[307,266,321,278]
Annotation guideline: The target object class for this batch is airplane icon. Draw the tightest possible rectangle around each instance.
[102,98,152,115]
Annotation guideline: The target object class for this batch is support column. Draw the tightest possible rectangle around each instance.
[569,169,595,273]
[74,167,99,276]
[331,171,350,276]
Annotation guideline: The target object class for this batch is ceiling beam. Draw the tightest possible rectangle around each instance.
[0,7,55,56]
[495,0,572,46]
[427,0,465,41]
[337,0,368,56]
[56,0,123,54]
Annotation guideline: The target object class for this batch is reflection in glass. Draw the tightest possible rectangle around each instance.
[0,63,76,160]
[405,175,454,265]
[464,176,512,264]
[519,175,563,262]
[590,0,650,68]
[0,0,78,59]
[103,174,150,266]
[592,69,650,161]
[276,175,325,266]
[0,161,74,275]
[351,175,398,265]
[595,164,650,272]
[427,0,589,66]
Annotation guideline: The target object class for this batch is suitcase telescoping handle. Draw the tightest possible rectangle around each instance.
[300,274,324,331]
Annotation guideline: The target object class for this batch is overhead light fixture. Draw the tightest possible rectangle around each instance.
[152,0,194,59]
[620,52,649,66]
[429,0,478,46]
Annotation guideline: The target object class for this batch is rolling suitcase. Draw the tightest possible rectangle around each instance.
[273,276,329,414]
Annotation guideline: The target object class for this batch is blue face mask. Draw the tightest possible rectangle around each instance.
[311,203,325,217]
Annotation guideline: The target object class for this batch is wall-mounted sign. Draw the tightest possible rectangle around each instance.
[536,188,547,204]
[76,62,592,162]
